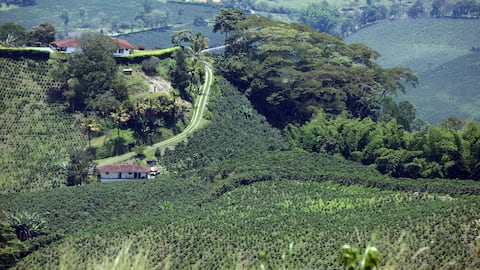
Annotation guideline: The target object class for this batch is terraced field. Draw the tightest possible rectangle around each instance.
[346,18,480,123]
[0,58,85,193]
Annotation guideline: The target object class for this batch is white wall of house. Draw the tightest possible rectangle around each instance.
[66,47,77,53]
[99,171,148,182]
[113,48,131,57]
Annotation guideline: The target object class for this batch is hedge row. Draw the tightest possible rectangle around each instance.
[0,48,50,60]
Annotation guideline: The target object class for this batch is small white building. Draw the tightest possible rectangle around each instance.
[51,37,134,56]
[97,164,150,182]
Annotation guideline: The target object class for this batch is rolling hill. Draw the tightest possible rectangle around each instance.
[345,18,480,123]
[0,57,85,193]
[1,79,480,269]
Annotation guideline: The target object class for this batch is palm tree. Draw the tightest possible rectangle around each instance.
[4,211,46,241]
[185,32,208,95]
[81,116,101,148]
[110,107,131,155]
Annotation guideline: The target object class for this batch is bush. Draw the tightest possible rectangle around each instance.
[0,48,50,60]
[141,56,160,75]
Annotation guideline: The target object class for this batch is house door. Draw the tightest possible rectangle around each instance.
[134,172,138,178]
[118,172,122,179]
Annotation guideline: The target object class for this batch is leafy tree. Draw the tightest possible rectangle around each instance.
[461,121,480,179]
[142,56,160,75]
[430,0,443,17]
[171,48,190,100]
[28,22,56,46]
[298,1,342,35]
[219,16,417,127]
[358,5,388,25]
[170,29,192,47]
[79,7,87,19]
[407,0,426,18]
[65,149,94,186]
[142,0,153,13]
[143,10,168,28]
[193,15,207,27]
[60,10,69,26]
[133,145,147,159]
[0,22,27,47]
[53,33,127,114]
[381,98,419,132]
[111,107,131,149]
[452,0,480,18]
[212,8,247,41]
[177,7,185,23]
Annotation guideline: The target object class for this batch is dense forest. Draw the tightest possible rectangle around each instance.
[214,12,480,180]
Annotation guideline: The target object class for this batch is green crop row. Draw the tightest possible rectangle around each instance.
[0,48,50,60]
[1,178,479,269]
[0,57,85,193]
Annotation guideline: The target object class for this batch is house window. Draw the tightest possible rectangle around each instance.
[128,172,132,175]
[106,172,109,175]
[118,49,124,53]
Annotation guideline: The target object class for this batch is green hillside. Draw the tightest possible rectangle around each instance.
[0,57,85,193]
[1,80,480,269]
[345,18,480,123]
[1,6,480,269]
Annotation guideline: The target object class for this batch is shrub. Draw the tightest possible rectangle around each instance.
[141,56,160,75]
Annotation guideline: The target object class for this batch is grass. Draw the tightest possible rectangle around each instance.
[122,47,179,58]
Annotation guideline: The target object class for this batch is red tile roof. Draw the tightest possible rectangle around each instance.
[112,37,134,49]
[52,39,79,48]
[98,164,150,173]
[52,37,133,49]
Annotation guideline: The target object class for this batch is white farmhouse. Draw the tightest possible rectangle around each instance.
[97,164,150,182]
[51,37,134,56]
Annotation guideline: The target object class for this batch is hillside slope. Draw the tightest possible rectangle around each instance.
[0,58,85,193]
[1,78,480,269]
[345,18,480,123]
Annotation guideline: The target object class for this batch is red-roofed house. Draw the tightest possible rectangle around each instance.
[97,164,150,182]
[52,39,79,53]
[51,37,134,56]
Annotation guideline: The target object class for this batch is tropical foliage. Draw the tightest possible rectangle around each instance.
[286,110,480,180]
[1,59,480,269]
[218,15,417,128]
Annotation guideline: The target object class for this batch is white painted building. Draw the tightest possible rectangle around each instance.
[97,164,150,182]
[51,37,134,56]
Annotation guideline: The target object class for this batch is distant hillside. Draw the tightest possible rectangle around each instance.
[0,57,85,193]
[345,18,480,123]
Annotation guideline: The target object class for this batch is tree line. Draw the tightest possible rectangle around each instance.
[0,22,55,47]
[215,11,417,128]
[228,0,480,37]
[213,9,479,180]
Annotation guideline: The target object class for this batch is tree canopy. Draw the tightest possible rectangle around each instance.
[28,22,56,46]
[53,33,126,115]
[218,15,417,127]
[212,8,247,41]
